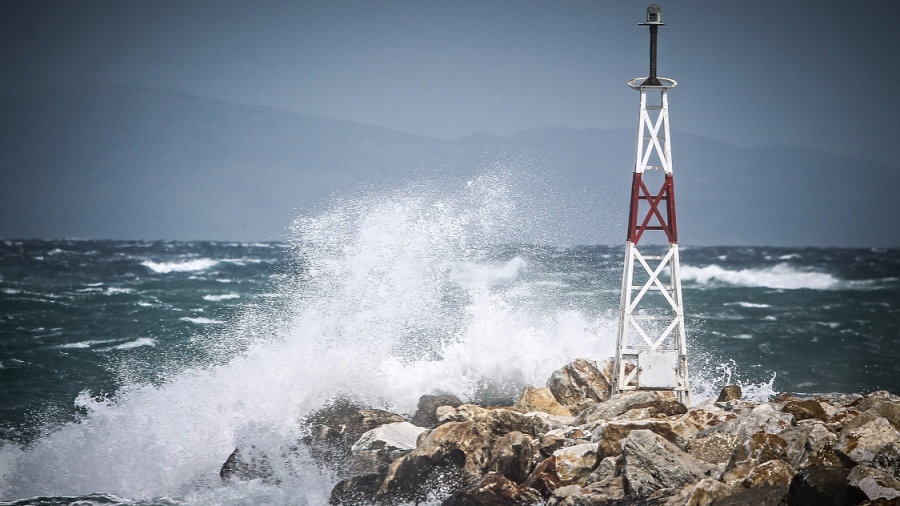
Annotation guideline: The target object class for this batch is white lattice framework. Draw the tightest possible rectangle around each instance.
[613,77,690,405]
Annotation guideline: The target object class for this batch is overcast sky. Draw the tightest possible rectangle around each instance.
[3,0,899,165]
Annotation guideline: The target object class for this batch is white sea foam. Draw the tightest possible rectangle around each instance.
[724,301,771,308]
[203,293,240,302]
[681,263,838,290]
[141,259,219,273]
[111,338,156,350]
[179,317,224,325]
[106,287,134,294]
[56,339,119,349]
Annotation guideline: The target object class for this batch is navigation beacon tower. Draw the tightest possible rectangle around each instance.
[612,4,690,405]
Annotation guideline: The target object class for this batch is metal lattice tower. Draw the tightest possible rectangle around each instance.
[612,4,690,405]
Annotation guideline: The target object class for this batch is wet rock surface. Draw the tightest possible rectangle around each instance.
[219,360,900,505]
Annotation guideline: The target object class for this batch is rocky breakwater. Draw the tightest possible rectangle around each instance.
[221,358,900,505]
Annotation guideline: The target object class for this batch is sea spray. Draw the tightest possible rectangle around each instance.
[0,168,616,503]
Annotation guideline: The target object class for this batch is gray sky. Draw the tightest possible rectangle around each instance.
[3,1,898,164]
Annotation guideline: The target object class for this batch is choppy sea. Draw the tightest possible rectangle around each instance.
[1,174,899,504]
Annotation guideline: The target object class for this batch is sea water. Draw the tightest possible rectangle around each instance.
[1,172,899,504]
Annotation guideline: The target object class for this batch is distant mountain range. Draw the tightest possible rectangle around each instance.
[1,85,897,247]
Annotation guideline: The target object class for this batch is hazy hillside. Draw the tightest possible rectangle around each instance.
[1,85,897,246]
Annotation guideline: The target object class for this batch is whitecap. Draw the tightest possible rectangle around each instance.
[681,263,837,290]
[111,338,156,350]
[106,287,134,294]
[56,339,119,349]
[179,317,225,325]
[141,259,219,273]
[724,301,771,308]
[203,293,240,302]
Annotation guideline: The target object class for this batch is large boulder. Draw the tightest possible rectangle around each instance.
[595,419,686,458]
[219,445,275,483]
[376,421,491,502]
[553,443,601,486]
[848,465,900,502]
[300,399,405,475]
[742,459,795,489]
[578,391,686,425]
[582,475,627,504]
[349,421,427,474]
[620,429,715,498]
[515,385,572,417]
[717,385,743,403]
[710,484,789,506]
[522,455,561,498]
[782,400,829,422]
[661,477,731,506]
[786,466,866,506]
[436,404,550,437]
[690,431,741,465]
[439,472,542,506]
[329,473,385,505]
[837,417,900,466]
[546,358,612,415]
[489,430,535,484]
[874,442,900,478]
[411,394,463,428]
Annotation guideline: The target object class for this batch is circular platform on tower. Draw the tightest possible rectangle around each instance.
[628,77,677,90]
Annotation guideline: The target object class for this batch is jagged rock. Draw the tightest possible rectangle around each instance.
[523,455,561,498]
[547,484,584,505]
[690,431,740,464]
[837,417,900,466]
[436,404,550,437]
[329,473,385,505]
[673,406,741,444]
[578,476,627,504]
[717,385,742,403]
[662,477,731,506]
[710,484,789,506]
[219,445,275,483]
[439,472,542,506]
[858,392,900,412]
[301,399,406,474]
[547,358,612,414]
[693,403,795,467]
[553,443,600,486]
[848,465,900,501]
[801,423,843,469]
[515,385,572,417]
[779,425,814,468]
[525,411,578,431]
[578,391,686,425]
[595,419,686,458]
[729,431,788,468]
[490,430,535,484]
[782,400,829,422]
[377,421,491,502]
[539,429,570,458]
[411,394,463,428]
[743,459,795,489]
[584,456,618,485]
[349,421,427,474]
[620,429,714,498]
[786,465,866,506]
[874,442,900,478]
